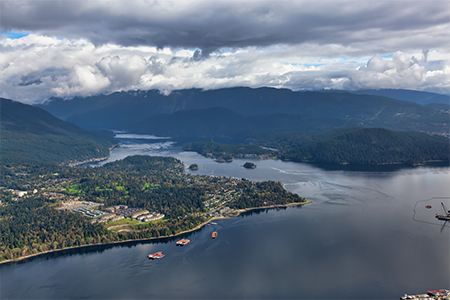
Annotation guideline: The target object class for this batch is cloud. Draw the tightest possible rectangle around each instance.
[96,55,149,89]
[0,34,448,104]
[1,0,449,103]
[1,0,449,56]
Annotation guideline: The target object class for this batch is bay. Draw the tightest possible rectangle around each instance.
[1,137,449,299]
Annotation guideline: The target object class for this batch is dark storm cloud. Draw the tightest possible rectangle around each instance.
[1,0,448,54]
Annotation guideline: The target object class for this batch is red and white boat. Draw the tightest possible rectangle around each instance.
[176,239,190,246]
[147,251,165,259]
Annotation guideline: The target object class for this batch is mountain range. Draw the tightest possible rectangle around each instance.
[37,87,449,140]
[2,87,449,167]
[320,88,449,105]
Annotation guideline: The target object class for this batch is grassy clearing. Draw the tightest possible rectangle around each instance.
[137,219,167,226]
[106,218,139,227]
[66,185,85,195]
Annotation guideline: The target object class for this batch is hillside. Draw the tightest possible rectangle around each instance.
[279,127,450,165]
[131,107,261,138]
[1,98,117,166]
[183,127,449,165]
[129,106,349,140]
[37,87,449,136]
[342,89,449,105]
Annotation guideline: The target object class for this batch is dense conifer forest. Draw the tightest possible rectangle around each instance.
[1,98,117,166]
[182,127,450,165]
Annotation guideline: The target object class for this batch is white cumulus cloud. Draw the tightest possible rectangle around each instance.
[0,34,448,104]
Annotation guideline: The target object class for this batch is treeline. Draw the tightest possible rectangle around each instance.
[102,155,184,175]
[182,141,274,159]
[0,196,111,260]
[183,128,450,166]
[279,128,450,165]
[0,195,205,261]
[229,180,305,209]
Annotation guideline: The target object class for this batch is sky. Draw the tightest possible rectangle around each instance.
[0,0,449,104]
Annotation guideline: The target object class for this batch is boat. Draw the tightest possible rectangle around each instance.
[400,289,449,299]
[147,251,165,259]
[436,214,450,221]
[212,231,218,239]
[176,239,190,246]
[435,201,450,221]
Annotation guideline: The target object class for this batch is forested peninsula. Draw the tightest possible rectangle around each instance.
[182,127,450,166]
[0,155,307,263]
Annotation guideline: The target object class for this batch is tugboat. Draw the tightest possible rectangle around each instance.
[435,202,450,221]
[212,231,218,239]
[147,251,165,259]
[176,239,190,246]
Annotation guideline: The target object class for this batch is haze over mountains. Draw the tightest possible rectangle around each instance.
[37,87,449,140]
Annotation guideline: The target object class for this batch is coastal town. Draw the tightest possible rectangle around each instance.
[2,171,241,232]
[1,155,308,262]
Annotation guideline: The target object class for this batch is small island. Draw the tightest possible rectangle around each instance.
[189,163,199,170]
[243,162,257,169]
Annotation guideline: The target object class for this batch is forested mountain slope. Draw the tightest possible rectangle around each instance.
[279,127,450,165]
[332,89,449,105]
[1,98,117,166]
[37,87,449,136]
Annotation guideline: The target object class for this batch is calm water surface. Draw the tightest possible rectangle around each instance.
[1,137,449,299]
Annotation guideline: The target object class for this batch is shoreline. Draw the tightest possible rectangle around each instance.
[65,144,119,167]
[188,150,449,167]
[0,200,311,265]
